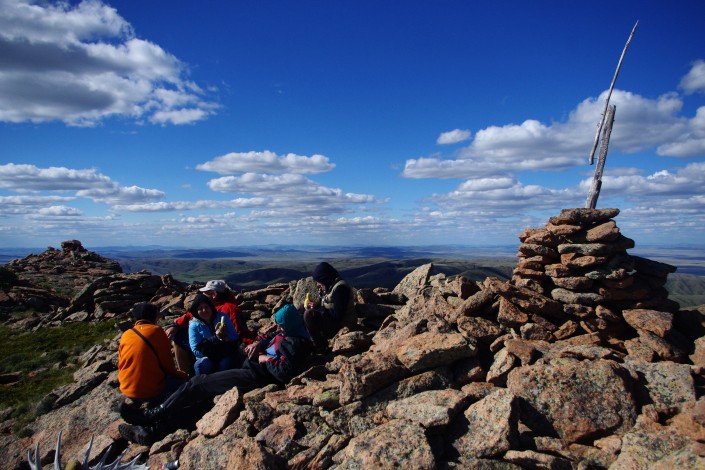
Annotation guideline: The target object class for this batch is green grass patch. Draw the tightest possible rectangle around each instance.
[0,319,118,435]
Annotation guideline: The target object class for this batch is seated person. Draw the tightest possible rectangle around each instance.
[188,293,241,375]
[303,262,357,354]
[200,279,255,344]
[164,280,253,373]
[119,304,313,445]
[118,303,188,404]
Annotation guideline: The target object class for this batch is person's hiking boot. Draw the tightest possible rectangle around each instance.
[119,402,165,426]
[118,423,155,446]
[143,403,166,423]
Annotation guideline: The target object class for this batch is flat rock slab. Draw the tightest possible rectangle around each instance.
[396,331,476,372]
[548,208,619,226]
[386,389,469,428]
[625,360,695,414]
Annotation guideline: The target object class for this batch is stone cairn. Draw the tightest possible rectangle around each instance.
[503,207,690,362]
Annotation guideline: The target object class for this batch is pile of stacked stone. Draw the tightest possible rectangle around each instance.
[514,207,677,312]
[457,207,693,366]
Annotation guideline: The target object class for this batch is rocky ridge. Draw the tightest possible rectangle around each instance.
[0,240,123,324]
[1,208,705,469]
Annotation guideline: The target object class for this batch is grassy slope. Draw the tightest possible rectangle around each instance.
[667,274,705,309]
[0,320,119,435]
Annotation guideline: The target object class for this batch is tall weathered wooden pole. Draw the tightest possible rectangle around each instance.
[588,21,638,165]
[586,105,616,209]
[584,21,638,209]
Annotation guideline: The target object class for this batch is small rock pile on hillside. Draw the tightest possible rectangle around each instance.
[2,209,705,469]
[7,240,122,294]
[0,240,122,323]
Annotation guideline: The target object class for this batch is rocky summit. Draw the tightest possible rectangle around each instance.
[2,209,705,469]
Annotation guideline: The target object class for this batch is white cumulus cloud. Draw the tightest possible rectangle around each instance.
[437,129,471,145]
[680,59,705,95]
[197,150,336,175]
[36,205,83,216]
[0,0,218,126]
[0,163,112,191]
[0,163,165,205]
[403,86,705,181]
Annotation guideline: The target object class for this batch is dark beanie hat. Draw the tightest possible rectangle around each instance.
[131,302,160,322]
[312,262,339,288]
[189,293,216,321]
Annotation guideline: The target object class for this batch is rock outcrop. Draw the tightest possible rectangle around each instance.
[2,209,705,469]
[0,240,122,324]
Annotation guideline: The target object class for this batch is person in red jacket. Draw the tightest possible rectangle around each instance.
[118,303,188,404]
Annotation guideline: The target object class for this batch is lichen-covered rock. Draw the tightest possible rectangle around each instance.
[338,352,407,404]
[610,412,705,469]
[386,389,469,428]
[690,336,705,366]
[622,309,674,337]
[254,414,301,458]
[452,388,520,459]
[26,382,123,469]
[486,348,518,385]
[548,208,619,226]
[393,263,434,299]
[332,330,373,355]
[506,359,637,443]
[503,449,573,470]
[333,419,435,469]
[624,360,695,415]
[457,316,503,343]
[396,331,476,372]
[196,387,243,437]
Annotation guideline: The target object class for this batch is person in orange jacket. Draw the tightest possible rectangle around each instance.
[118,303,188,404]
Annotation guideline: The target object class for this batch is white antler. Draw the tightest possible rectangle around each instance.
[28,432,149,469]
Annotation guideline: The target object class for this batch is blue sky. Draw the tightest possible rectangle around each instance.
[1,0,705,249]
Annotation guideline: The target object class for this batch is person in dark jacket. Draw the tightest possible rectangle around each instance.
[303,262,356,354]
[118,304,313,445]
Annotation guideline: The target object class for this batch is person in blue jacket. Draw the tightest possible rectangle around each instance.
[187,293,240,375]
[118,304,313,445]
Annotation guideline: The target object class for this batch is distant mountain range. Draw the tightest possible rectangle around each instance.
[3,244,704,307]
[0,244,519,265]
